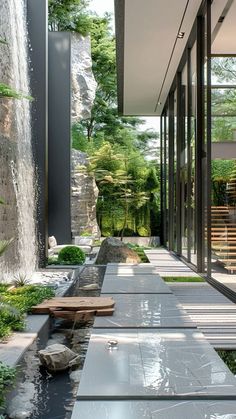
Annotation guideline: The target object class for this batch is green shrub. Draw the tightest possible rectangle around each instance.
[58,246,85,265]
[0,362,16,408]
[137,226,151,237]
[47,256,60,265]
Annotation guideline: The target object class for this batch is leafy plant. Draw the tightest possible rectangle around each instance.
[0,302,24,338]
[58,246,85,265]
[0,238,13,257]
[0,362,16,408]
[47,256,60,265]
[0,83,33,100]
[2,285,55,313]
[80,231,93,236]
[13,274,30,288]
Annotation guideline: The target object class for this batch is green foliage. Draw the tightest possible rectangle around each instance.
[48,4,161,237]
[13,274,30,287]
[0,83,33,100]
[0,285,55,340]
[58,246,86,265]
[137,226,151,237]
[211,160,235,182]
[0,362,16,408]
[217,350,236,375]
[47,256,60,265]
[48,0,91,34]
[1,285,55,313]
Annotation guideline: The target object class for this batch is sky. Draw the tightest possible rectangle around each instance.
[89,0,160,134]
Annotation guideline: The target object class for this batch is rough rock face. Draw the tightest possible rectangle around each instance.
[71,33,97,122]
[38,344,79,372]
[71,149,100,238]
[96,237,141,265]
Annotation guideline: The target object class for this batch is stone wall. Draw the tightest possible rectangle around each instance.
[71,150,100,238]
[0,134,19,272]
[71,34,99,237]
[71,33,97,122]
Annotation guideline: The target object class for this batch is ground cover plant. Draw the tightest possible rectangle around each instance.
[127,243,150,263]
[163,276,204,282]
[0,285,54,340]
[0,361,16,411]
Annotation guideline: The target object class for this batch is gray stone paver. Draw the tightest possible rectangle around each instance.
[72,400,236,419]
[72,261,236,418]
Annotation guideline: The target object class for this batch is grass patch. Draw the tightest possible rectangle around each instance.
[163,276,204,282]
[217,350,236,375]
[0,285,55,340]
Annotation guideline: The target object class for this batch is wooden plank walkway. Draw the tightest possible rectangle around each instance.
[144,248,199,276]
[145,249,236,349]
[170,282,236,349]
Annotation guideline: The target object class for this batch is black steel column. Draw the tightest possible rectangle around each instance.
[206,0,212,278]
[187,48,192,262]
[27,0,48,267]
[160,115,163,245]
[176,72,182,256]
[48,32,71,244]
[168,93,175,251]
[196,15,205,272]
[163,113,167,246]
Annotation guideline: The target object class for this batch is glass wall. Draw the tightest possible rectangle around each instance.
[180,64,188,259]
[211,57,236,274]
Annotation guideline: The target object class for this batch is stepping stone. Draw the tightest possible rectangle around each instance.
[101,275,172,294]
[94,294,195,328]
[77,329,236,398]
[72,400,236,419]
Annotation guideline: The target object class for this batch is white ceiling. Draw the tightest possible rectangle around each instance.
[121,0,235,116]
[212,0,236,54]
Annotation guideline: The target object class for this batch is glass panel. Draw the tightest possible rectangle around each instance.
[211,57,236,275]
[181,64,188,259]
[173,89,177,252]
[190,42,197,266]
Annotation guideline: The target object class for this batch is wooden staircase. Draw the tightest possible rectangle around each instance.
[211,167,236,272]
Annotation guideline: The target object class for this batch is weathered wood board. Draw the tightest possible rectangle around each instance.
[32,297,115,314]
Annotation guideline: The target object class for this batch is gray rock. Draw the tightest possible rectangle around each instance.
[70,369,83,384]
[71,33,97,121]
[96,237,141,265]
[80,283,100,290]
[38,344,78,372]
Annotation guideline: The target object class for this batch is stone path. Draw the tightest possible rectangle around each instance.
[144,248,199,276]
[71,263,236,418]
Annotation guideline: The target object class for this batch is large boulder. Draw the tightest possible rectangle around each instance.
[96,237,141,264]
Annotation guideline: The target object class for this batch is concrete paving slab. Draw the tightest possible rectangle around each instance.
[77,329,236,398]
[94,294,195,328]
[0,315,49,367]
[72,401,236,419]
[102,275,172,294]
